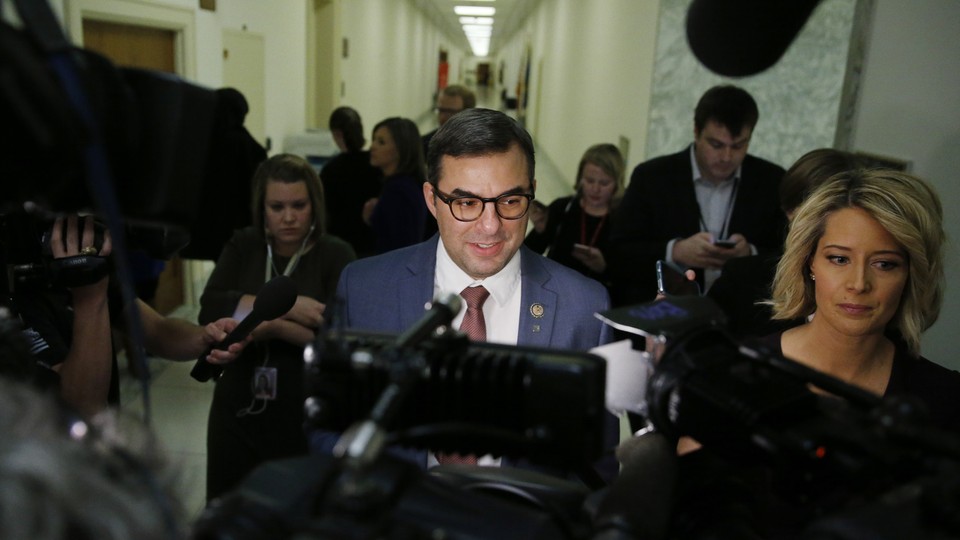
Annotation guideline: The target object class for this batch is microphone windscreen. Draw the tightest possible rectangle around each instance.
[252,275,298,319]
[685,0,821,77]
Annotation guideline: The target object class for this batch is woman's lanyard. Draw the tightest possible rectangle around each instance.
[238,233,310,417]
[697,177,739,240]
[264,233,310,283]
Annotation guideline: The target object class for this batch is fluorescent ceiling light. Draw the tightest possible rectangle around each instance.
[454,6,495,16]
[463,24,492,36]
[468,38,490,57]
[459,16,494,25]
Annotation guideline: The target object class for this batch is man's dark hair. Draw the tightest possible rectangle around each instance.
[426,108,535,189]
[215,87,249,125]
[441,84,477,110]
[694,85,759,137]
[779,148,864,213]
[328,106,365,152]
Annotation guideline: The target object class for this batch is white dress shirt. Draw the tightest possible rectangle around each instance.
[426,239,524,467]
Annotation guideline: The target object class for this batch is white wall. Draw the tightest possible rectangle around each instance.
[851,0,960,368]
[204,0,308,152]
[495,0,660,203]
[56,0,467,154]
[338,0,470,137]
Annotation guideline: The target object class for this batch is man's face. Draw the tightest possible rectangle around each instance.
[693,119,752,184]
[436,94,465,127]
[423,144,534,280]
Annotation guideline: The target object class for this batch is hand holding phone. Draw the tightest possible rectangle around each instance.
[657,260,701,296]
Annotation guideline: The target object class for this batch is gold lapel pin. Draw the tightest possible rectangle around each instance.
[530,303,544,318]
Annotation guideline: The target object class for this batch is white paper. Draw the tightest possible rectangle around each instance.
[590,339,654,417]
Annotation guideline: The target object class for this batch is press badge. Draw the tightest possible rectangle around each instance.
[252,367,277,400]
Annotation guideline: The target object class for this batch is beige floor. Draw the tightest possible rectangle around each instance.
[118,304,214,519]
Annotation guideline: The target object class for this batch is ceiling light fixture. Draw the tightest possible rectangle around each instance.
[459,16,494,25]
[462,25,492,36]
[467,37,490,57]
[454,6,495,16]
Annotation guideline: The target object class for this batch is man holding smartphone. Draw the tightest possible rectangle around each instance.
[606,85,787,305]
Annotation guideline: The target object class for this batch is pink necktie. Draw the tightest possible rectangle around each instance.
[457,285,490,342]
[436,286,490,466]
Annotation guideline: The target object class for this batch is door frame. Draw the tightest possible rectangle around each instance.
[66,0,196,79]
[306,0,342,128]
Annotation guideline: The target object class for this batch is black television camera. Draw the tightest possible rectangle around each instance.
[2,0,252,261]
[191,293,960,540]
[192,295,612,540]
[1,0,246,421]
[602,295,960,539]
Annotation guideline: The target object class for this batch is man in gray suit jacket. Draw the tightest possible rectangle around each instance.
[321,108,616,482]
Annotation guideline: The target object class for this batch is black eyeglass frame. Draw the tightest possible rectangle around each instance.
[432,187,536,222]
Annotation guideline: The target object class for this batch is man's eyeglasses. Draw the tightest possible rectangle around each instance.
[435,107,462,115]
[433,188,535,222]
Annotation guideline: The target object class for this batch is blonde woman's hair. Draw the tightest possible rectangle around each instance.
[574,143,626,201]
[770,168,944,357]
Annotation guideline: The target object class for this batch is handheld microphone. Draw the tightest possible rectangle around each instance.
[395,292,462,349]
[190,275,298,382]
[686,0,822,77]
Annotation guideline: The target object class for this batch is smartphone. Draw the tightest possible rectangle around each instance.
[656,260,701,296]
[713,239,737,249]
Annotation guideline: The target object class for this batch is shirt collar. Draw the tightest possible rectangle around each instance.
[435,239,522,308]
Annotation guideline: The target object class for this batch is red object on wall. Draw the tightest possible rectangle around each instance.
[438,61,449,91]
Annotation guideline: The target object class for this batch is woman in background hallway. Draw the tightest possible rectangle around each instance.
[320,106,382,258]
[525,143,625,291]
[363,117,431,253]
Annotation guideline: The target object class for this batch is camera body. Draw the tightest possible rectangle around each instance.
[1,211,108,291]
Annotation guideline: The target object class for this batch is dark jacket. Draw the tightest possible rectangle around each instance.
[607,146,786,306]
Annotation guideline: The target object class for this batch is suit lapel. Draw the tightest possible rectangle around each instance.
[397,237,440,330]
[676,147,704,234]
[517,247,556,348]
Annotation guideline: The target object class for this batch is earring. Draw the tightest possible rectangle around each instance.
[809,273,816,281]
